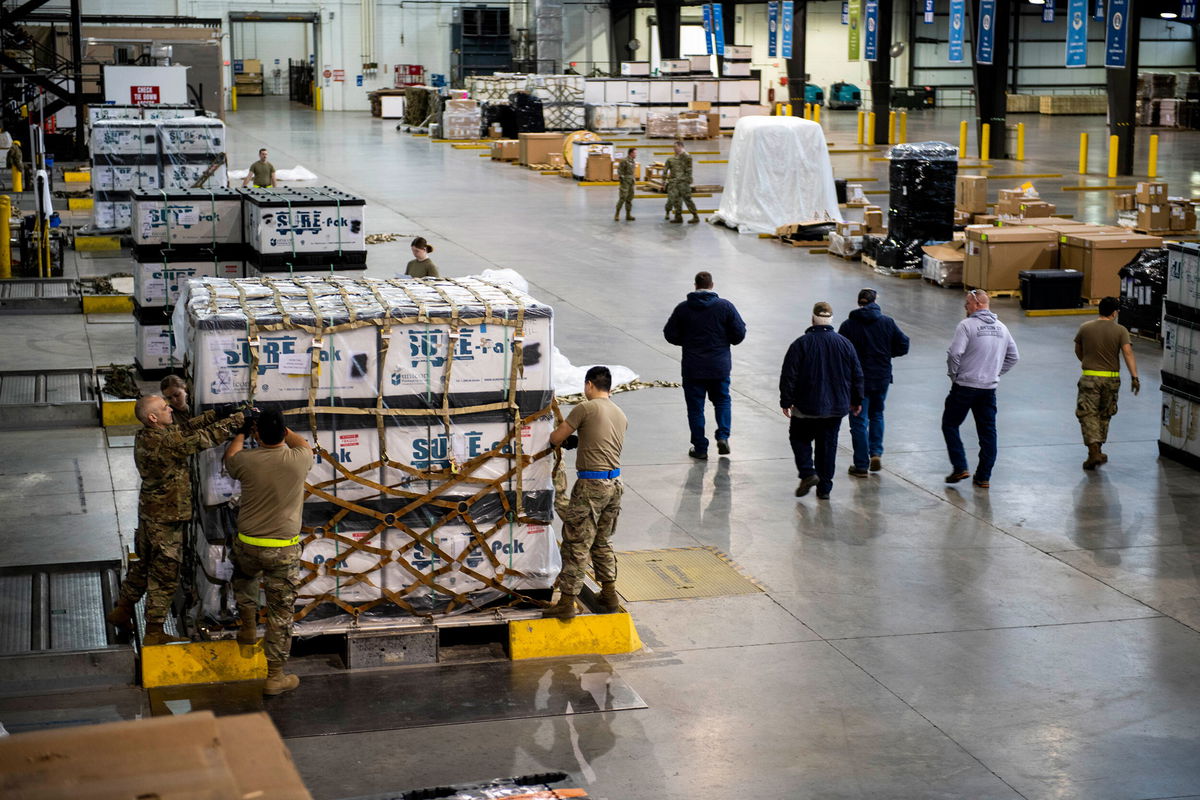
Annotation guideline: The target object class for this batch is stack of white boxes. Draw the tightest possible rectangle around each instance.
[583,71,761,132]
[240,186,367,274]
[178,276,559,626]
[1160,243,1200,468]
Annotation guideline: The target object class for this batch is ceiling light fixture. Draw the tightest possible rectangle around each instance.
[1160,11,1179,17]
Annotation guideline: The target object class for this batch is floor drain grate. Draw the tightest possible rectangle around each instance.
[612,547,764,602]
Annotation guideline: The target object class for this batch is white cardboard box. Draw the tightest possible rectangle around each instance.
[134,259,243,308]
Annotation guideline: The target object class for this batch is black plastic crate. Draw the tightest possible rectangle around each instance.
[1019,269,1084,310]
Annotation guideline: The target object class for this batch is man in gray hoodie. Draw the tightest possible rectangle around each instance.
[942,290,1019,489]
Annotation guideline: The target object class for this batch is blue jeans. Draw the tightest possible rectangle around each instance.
[683,378,731,454]
[849,386,888,470]
[789,415,842,495]
[941,384,998,482]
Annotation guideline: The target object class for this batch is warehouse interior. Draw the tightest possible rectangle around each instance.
[1,0,1199,798]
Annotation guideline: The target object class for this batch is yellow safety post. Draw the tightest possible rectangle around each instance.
[814,103,821,124]
[231,86,237,113]
[1078,132,1089,174]
[888,111,896,144]
[1107,134,1119,178]
[0,195,10,279]
[867,112,876,145]
[959,120,968,157]
[1016,123,1025,161]
[774,102,781,116]
[899,111,907,143]
[11,167,21,194]
[856,111,865,145]
[784,102,792,117]
[804,103,812,120]
[1148,134,1159,179]
[980,123,991,161]
[314,86,322,111]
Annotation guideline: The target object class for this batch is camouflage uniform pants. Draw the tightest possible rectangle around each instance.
[118,518,185,624]
[615,181,635,217]
[666,180,697,217]
[231,540,300,665]
[1076,375,1121,445]
[556,478,623,596]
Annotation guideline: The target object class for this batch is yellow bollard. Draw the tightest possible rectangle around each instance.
[888,111,896,144]
[814,103,821,124]
[899,111,907,144]
[1016,123,1025,161]
[867,112,876,145]
[785,102,792,117]
[804,103,812,120]
[1107,134,1118,178]
[0,194,10,279]
[11,167,22,194]
[231,86,238,113]
[980,123,991,161]
[774,102,782,116]
[1148,134,1159,179]
[959,120,968,157]
[856,111,865,145]
[1078,132,1089,174]
[315,86,322,112]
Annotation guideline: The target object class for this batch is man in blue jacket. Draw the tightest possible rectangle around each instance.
[779,302,864,499]
[663,271,747,459]
[838,288,910,476]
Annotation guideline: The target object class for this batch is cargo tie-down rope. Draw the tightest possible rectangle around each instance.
[208,275,563,618]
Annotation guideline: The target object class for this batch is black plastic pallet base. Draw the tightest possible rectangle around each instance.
[1159,441,1200,471]
[247,251,368,269]
[135,360,185,382]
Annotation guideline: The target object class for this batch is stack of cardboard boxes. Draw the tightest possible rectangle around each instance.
[954,175,989,225]
[1126,181,1197,233]
[518,132,565,167]
[234,58,264,97]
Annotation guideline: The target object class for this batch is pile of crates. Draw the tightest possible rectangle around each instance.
[1160,243,1200,469]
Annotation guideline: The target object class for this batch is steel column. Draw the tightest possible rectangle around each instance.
[969,0,1011,159]
[654,0,681,60]
[786,0,808,103]
[1105,12,1141,175]
[868,0,894,144]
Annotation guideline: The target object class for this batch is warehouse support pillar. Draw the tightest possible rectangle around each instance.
[654,0,681,60]
[609,0,639,68]
[969,0,1011,159]
[868,0,894,145]
[1105,13,1140,176]
[786,0,809,109]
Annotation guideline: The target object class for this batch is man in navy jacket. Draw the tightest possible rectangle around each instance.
[663,271,747,459]
[779,301,864,499]
[838,288,910,476]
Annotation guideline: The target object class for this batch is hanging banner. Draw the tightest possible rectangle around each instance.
[703,4,714,55]
[976,0,997,65]
[1094,0,1105,20]
[948,0,966,63]
[864,0,879,60]
[1183,0,1196,20]
[848,0,861,60]
[1105,0,1129,68]
[1042,2,1055,22]
[924,0,935,23]
[781,1,795,58]
[768,1,780,57]
[712,3,726,57]
[1066,0,1089,66]
[842,1,850,23]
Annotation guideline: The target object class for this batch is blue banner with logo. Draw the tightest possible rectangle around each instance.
[924,0,935,22]
[1183,0,1196,20]
[842,1,850,23]
[1105,0,1129,68]
[703,4,714,54]
[1094,0,1104,20]
[768,1,779,57]
[1042,2,1055,22]
[864,0,879,60]
[1066,0,1089,66]
[712,3,726,56]
[976,0,997,65]
[781,0,795,58]
[948,0,966,62]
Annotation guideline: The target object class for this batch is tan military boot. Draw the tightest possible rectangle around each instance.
[236,605,258,645]
[670,214,684,224]
[626,214,636,221]
[1083,443,1104,470]
[689,215,700,224]
[263,662,300,696]
[597,582,621,614]
[542,593,577,619]
[106,598,135,632]
[142,622,188,646]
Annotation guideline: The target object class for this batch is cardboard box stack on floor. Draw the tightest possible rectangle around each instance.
[1160,243,1200,469]
[234,58,264,96]
[518,132,565,166]
[442,98,482,140]
[176,276,561,627]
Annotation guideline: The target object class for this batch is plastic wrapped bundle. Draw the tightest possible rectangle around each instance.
[482,101,516,138]
[646,111,678,138]
[1119,247,1168,336]
[509,92,546,133]
[887,141,958,244]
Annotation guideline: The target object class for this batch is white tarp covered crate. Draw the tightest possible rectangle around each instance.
[158,118,226,156]
[133,258,243,308]
[241,187,366,266]
[132,189,244,248]
[91,164,160,192]
[89,120,158,156]
[135,313,179,370]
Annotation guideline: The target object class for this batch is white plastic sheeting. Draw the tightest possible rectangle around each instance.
[712,116,843,235]
[227,165,319,183]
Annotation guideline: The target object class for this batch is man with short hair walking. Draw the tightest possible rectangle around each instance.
[1074,296,1140,469]
[943,289,1020,489]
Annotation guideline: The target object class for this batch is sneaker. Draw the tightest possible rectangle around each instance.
[717,439,730,455]
[972,479,990,489]
[848,466,869,478]
[689,447,708,460]
[869,456,882,471]
[795,475,820,497]
[944,470,971,484]
[817,491,831,500]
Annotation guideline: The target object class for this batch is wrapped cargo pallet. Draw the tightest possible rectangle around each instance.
[241,186,366,270]
[176,276,561,628]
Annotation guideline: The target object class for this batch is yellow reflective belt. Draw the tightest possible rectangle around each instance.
[238,532,300,547]
[1082,370,1120,378]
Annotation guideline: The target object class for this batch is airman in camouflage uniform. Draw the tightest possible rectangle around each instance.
[106,395,243,645]
[663,140,700,224]
[613,147,637,222]
[544,366,628,619]
[1074,297,1141,469]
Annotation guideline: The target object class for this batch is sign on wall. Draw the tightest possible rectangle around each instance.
[1042,2,1055,21]
[781,0,794,59]
[1066,0,1089,66]
[768,1,779,57]
[848,0,861,60]
[976,0,997,65]
[1104,0,1129,68]
[864,0,879,61]
[948,0,966,63]
[842,1,850,24]
[131,85,160,104]
[924,0,935,23]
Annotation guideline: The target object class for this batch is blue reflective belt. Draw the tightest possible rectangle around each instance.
[577,469,620,479]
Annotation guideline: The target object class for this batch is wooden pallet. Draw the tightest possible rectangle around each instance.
[827,249,861,261]
[1135,228,1199,237]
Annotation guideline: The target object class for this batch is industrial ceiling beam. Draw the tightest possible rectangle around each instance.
[1,0,55,26]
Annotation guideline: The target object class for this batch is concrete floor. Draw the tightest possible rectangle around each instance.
[4,98,1200,799]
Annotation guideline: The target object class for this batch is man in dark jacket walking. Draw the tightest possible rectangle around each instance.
[664,271,747,459]
[838,288,910,476]
[779,301,864,499]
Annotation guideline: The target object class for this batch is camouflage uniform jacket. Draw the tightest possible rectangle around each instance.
[136,413,243,522]
[664,153,693,187]
[617,156,636,185]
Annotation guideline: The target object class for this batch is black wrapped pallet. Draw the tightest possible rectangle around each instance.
[509,92,546,133]
[887,141,958,244]
[1119,247,1168,336]
[1019,269,1084,311]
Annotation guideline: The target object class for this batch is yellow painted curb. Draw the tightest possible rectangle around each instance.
[509,612,642,660]
[68,197,94,210]
[74,235,121,251]
[64,171,90,182]
[579,181,618,186]
[141,639,268,688]
[1025,307,1097,317]
[101,397,137,427]
[83,295,134,314]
